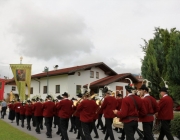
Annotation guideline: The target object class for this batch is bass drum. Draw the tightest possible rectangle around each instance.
[113,117,123,128]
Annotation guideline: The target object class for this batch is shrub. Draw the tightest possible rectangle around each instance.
[171,112,180,138]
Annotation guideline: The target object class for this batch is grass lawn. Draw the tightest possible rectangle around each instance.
[0,119,38,140]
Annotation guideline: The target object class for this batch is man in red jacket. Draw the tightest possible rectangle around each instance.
[32,97,43,134]
[157,87,174,140]
[13,99,21,126]
[113,84,146,140]
[101,87,117,140]
[43,95,56,138]
[57,92,73,140]
[77,91,97,140]
[139,84,159,140]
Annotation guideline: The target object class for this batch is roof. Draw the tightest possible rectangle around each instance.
[6,62,117,84]
[84,73,139,88]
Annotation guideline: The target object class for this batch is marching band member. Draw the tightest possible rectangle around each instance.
[56,92,73,140]
[77,91,97,140]
[73,93,85,140]
[32,97,43,134]
[113,83,146,140]
[69,97,77,134]
[101,87,117,140]
[157,87,174,140]
[8,100,15,123]
[92,97,99,139]
[25,100,33,131]
[139,84,159,140]
[19,101,26,128]
[96,96,104,131]
[55,95,63,135]
[42,95,56,138]
[13,98,21,126]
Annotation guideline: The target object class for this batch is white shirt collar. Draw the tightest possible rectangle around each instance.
[163,94,168,97]
[144,93,150,98]
[127,93,134,97]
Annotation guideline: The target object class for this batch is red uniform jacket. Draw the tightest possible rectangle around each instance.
[56,99,73,118]
[117,95,146,123]
[25,104,33,116]
[139,95,159,122]
[175,106,180,111]
[158,95,174,120]
[77,99,97,123]
[20,105,26,115]
[42,101,56,117]
[116,98,122,110]
[8,104,14,111]
[32,102,43,116]
[101,96,117,118]
[73,106,80,117]
[14,102,21,113]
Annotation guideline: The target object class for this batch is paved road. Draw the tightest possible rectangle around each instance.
[1,114,179,140]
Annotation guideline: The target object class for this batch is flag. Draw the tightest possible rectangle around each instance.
[0,79,5,100]
[10,64,32,101]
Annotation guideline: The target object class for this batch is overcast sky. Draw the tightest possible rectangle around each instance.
[0,0,180,79]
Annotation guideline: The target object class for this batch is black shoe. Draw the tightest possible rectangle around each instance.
[74,130,77,134]
[69,129,73,132]
[47,135,52,138]
[56,131,60,135]
[118,137,125,140]
[36,131,41,134]
[54,125,56,128]
[94,136,99,138]
[76,137,80,139]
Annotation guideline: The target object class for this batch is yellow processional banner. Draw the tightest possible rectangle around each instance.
[10,64,32,101]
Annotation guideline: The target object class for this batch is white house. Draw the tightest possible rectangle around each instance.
[4,62,139,100]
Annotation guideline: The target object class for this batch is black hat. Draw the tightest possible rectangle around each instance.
[76,93,83,98]
[71,97,77,101]
[102,86,109,93]
[27,100,31,103]
[139,84,149,92]
[125,84,135,93]
[159,87,168,92]
[56,95,63,100]
[62,92,69,97]
[31,98,36,102]
[36,97,40,101]
[117,93,122,97]
[17,98,20,102]
[46,95,52,99]
[83,90,90,97]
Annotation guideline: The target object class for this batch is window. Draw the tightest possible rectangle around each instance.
[55,85,60,93]
[76,85,81,94]
[90,71,94,78]
[96,72,99,79]
[12,86,16,91]
[43,86,47,94]
[30,87,33,94]
[77,72,81,76]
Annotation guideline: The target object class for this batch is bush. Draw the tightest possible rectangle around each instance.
[171,112,180,138]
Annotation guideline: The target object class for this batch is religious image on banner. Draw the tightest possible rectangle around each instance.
[16,69,26,81]
[0,82,2,89]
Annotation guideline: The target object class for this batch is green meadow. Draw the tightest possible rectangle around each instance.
[0,120,38,140]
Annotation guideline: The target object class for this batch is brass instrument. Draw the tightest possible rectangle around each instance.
[113,117,123,128]
[95,97,105,114]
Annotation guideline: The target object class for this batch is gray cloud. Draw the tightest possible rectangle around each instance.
[11,9,94,60]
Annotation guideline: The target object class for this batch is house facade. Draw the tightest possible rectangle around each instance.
[4,62,140,101]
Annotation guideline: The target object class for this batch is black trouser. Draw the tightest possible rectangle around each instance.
[70,116,76,132]
[60,118,69,140]
[142,121,154,140]
[96,114,104,129]
[57,117,62,134]
[15,112,20,125]
[32,114,36,127]
[120,128,126,140]
[75,117,85,140]
[92,120,99,137]
[1,107,7,118]
[45,117,53,137]
[104,118,115,140]
[158,120,174,140]
[35,116,43,132]
[20,114,26,127]
[81,121,93,140]
[26,115,32,130]
[123,121,138,140]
